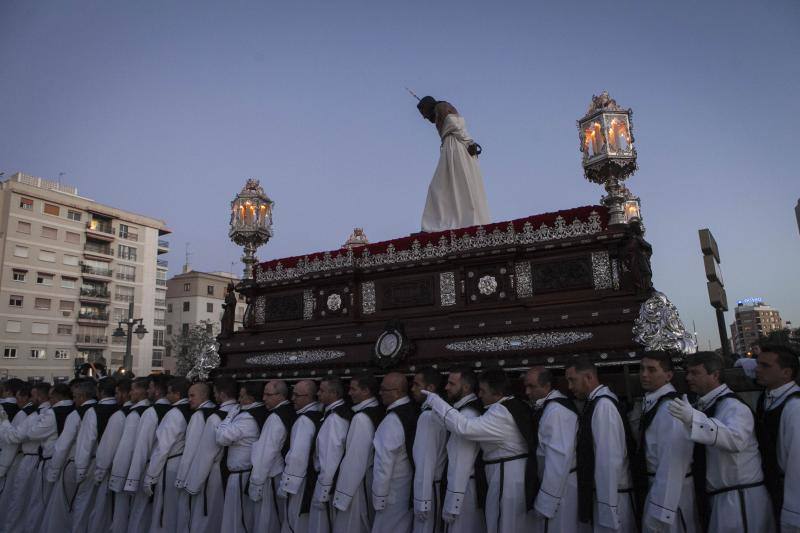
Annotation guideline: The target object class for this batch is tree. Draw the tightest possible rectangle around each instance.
[762,327,800,352]
[169,320,220,379]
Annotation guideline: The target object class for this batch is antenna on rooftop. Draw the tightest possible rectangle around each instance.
[182,242,192,274]
[58,172,65,185]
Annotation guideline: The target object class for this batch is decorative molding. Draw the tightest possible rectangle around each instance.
[303,289,314,320]
[478,275,498,296]
[245,349,346,366]
[327,293,342,311]
[254,295,266,325]
[361,281,376,314]
[591,251,613,290]
[439,272,456,306]
[514,262,532,298]
[633,291,697,354]
[445,331,593,353]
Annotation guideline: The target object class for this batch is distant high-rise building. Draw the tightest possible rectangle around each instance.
[729,298,784,354]
[0,172,170,382]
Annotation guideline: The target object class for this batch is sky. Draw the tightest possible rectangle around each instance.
[1,0,798,350]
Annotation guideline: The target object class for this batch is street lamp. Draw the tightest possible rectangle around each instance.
[112,301,148,374]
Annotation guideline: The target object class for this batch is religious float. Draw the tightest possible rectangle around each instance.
[213,93,703,396]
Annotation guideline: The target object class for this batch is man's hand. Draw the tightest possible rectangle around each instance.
[467,143,482,157]
[249,483,263,502]
[667,395,694,426]
[415,510,429,523]
[442,511,457,524]
[143,481,155,498]
[643,514,669,533]
[45,467,59,483]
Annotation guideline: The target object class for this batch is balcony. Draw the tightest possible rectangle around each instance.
[154,319,166,327]
[119,229,139,241]
[156,279,167,287]
[81,264,113,279]
[77,311,109,325]
[86,220,115,241]
[79,287,111,303]
[155,299,167,307]
[75,334,108,348]
[116,272,136,282]
[83,242,114,259]
[157,259,168,269]
[157,240,169,254]
[115,293,135,303]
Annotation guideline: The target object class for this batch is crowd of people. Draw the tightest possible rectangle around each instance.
[0,342,797,533]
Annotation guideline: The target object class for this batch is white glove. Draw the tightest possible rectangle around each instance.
[249,483,263,502]
[415,510,429,522]
[94,468,107,485]
[667,395,694,426]
[0,408,8,423]
[45,467,59,483]
[143,481,155,498]
[276,486,288,499]
[442,511,457,524]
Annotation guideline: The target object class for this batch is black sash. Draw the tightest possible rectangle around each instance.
[458,398,487,510]
[271,403,298,457]
[361,404,385,430]
[633,391,680,511]
[95,403,122,439]
[132,405,149,417]
[499,397,538,511]
[331,403,380,496]
[299,410,324,514]
[199,406,218,421]
[755,389,800,525]
[76,402,95,419]
[387,400,419,509]
[248,405,270,432]
[53,405,75,436]
[153,403,172,423]
[173,403,193,424]
[121,405,132,416]
[1,403,20,420]
[23,403,36,415]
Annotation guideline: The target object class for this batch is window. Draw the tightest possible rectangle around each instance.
[182,323,189,335]
[39,250,56,263]
[6,320,21,333]
[115,285,135,302]
[67,210,82,221]
[43,203,60,216]
[30,348,47,359]
[166,324,172,335]
[37,273,54,286]
[54,350,69,360]
[9,295,23,307]
[184,283,191,292]
[117,264,135,281]
[61,276,77,289]
[41,226,58,239]
[207,285,214,295]
[34,298,51,310]
[119,224,131,238]
[14,246,28,258]
[12,270,26,282]
[65,232,80,244]
[57,324,72,335]
[207,302,213,313]
[31,322,49,335]
[59,300,75,312]
[113,307,129,322]
[183,301,190,312]
[63,255,79,266]
[19,197,33,210]
[153,330,165,347]
[117,245,137,261]
[16,221,31,234]
[3,347,17,359]
[205,323,213,334]
[151,350,164,368]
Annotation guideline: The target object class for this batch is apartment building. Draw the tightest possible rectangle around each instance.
[164,269,246,374]
[0,172,170,381]
[729,298,784,354]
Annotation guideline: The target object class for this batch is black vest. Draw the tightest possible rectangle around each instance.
[299,410,324,514]
[22,403,36,416]
[632,391,680,511]
[324,403,354,425]
[271,403,298,457]
[387,401,419,470]
[94,403,122,440]
[500,397,539,511]
[1,402,20,420]
[132,405,150,417]
[460,398,487,510]
[53,405,75,436]
[121,404,132,416]
[76,402,96,419]
[172,403,193,424]
[199,406,219,421]
[331,402,380,493]
[755,388,800,524]
[576,392,637,525]
[361,404,385,431]
[153,403,172,423]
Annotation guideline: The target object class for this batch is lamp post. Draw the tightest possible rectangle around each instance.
[229,179,274,280]
[112,301,148,374]
[578,91,638,226]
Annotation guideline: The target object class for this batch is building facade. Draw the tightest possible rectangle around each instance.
[729,298,784,354]
[164,269,246,374]
[0,173,170,382]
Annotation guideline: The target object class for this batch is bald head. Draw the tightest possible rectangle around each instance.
[188,382,212,410]
[292,380,318,410]
[379,372,408,406]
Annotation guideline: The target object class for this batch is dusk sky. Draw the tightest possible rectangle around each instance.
[2,0,798,350]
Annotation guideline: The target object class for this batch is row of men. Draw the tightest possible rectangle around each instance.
[0,344,797,533]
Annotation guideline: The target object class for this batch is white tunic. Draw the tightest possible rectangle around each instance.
[217,402,262,533]
[72,398,106,533]
[308,399,351,533]
[425,392,534,533]
[42,408,82,533]
[639,384,697,533]
[764,382,800,532]
[88,402,127,533]
[532,390,580,533]
[689,384,774,533]
[0,401,32,525]
[333,397,380,533]
[0,402,42,533]
[184,400,238,533]
[441,394,485,533]
[412,407,447,533]
[108,399,149,533]
[250,400,290,533]
[174,399,215,533]
[372,396,415,533]
[421,113,490,232]
[280,401,323,533]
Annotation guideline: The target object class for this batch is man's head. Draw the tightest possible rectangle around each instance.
[116,378,132,404]
[262,380,287,409]
[71,378,97,406]
[379,373,408,406]
[639,352,675,393]
[239,381,264,406]
[3,379,24,400]
[98,377,118,400]
[524,367,554,402]
[755,344,799,390]
[130,378,150,403]
[445,366,478,404]
[50,383,71,404]
[318,377,344,406]
[292,380,318,410]
[411,367,442,404]
[565,357,600,400]
[685,351,724,396]
[167,377,190,404]
[148,375,169,401]
[188,382,212,410]
[349,373,378,405]
[32,382,51,406]
[213,377,238,404]
[417,96,437,123]
[478,369,510,406]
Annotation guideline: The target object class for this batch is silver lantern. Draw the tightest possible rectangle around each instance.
[229,179,274,280]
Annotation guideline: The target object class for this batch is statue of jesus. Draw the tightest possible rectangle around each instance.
[417,96,490,232]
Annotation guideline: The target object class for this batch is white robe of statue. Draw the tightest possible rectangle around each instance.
[421,110,490,232]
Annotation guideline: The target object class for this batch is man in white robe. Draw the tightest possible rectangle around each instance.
[523,367,581,533]
[422,369,535,533]
[184,377,239,533]
[439,367,485,533]
[250,380,293,533]
[22,384,73,533]
[174,382,216,532]
[217,381,265,533]
[143,377,192,533]
[333,373,383,533]
[565,358,637,533]
[635,353,697,533]
[108,377,150,533]
[754,343,800,533]
[668,351,774,532]
[410,368,447,533]
[0,380,33,522]
[280,380,323,533]
[124,374,172,533]
[308,377,351,533]
[88,378,130,533]
[417,96,490,232]
[372,372,418,533]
